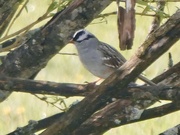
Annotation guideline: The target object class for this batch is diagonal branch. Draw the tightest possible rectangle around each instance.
[7,60,180,135]
[1,56,180,98]
[148,1,166,34]
[73,101,180,135]
[0,0,112,102]
[41,9,180,135]
[152,61,180,86]
[0,0,23,36]
[159,124,180,135]
[8,100,180,135]
[7,113,64,135]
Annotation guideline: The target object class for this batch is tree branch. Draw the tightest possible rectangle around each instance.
[7,113,64,135]
[0,48,180,99]
[113,0,179,2]
[0,76,90,97]
[152,61,180,86]
[1,1,180,134]
[0,75,180,101]
[0,0,23,36]
[159,124,180,135]
[6,57,180,135]
[0,0,112,101]
[5,54,180,134]
[148,1,166,34]
[40,9,180,135]
[73,101,180,135]
[8,100,180,135]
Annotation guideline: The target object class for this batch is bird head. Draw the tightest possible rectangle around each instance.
[70,29,95,43]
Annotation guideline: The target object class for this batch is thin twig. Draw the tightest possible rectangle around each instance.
[0,0,71,52]
[0,15,51,43]
[58,52,78,56]
[96,11,163,19]
[4,0,29,37]
[0,15,53,53]
[168,52,173,68]
[148,1,166,34]
[33,94,68,111]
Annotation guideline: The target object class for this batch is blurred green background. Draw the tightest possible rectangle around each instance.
[0,0,179,134]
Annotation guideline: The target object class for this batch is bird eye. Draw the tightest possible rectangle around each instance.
[73,30,85,42]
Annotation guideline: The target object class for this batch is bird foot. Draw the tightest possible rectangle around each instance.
[84,79,101,89]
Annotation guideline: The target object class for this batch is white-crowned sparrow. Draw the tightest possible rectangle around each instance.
[70,29,155,85]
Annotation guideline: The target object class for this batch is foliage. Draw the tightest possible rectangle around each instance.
[0,0,179,135]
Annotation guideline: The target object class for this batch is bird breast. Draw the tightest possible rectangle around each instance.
[76,43,113,79]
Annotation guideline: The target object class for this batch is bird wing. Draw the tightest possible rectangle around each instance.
[98,42,126,69]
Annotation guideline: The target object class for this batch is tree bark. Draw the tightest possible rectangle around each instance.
[0,0,23,36]
[0,75,180,100]
[40,9,180,135]
[73,101,180,135]
[0,0,112,102]
[159,124,180,135]
[0,1,179,135]
[0,0,24,101]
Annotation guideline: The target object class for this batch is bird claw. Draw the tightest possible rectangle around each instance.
[84,80,99,89]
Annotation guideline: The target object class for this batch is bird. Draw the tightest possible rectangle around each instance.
[70,29,156,86]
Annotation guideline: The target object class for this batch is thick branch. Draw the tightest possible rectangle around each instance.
[7,113,64,135]
[0,76,90,97]
[0,0,112,101]
[73,101,180,135]
[9,100,180,135]
[159,124,180,135]
[7,62,180,134]
[2,60,180,97]
[1,60,180,99]
[0,0,24,101]
[0,75,180,101]
[141,0,179,2]
[0,0,23,36]
[41,9,180,135]
[152,61,180,86]
[113,0,179,1]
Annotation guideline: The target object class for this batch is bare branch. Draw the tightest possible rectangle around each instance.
[8,100,180,135]
[152,61,180,86]
[148,1,166,34]
[0,75,180,101]
[0,76,90,96]
[73,101,180,135]
[0,0,112,101]
[58,52,78,56]
[159,124,180,135]
[7,113,64,135]
[141,0,179,2]
[0,0,23,36]
[113,0,180,2]
[0,28,39,51]
[1,1,179,135]
[5,50,180,135]
[40,9,180,135]
[4,0,29,37]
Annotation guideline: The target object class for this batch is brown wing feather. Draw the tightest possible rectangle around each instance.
[98,42,126,69]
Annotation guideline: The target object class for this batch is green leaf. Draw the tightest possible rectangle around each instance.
[24,5,28,13]
[137,0,148,6]
[47,1,59,13]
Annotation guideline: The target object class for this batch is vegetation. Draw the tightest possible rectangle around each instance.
[0,0,179,135]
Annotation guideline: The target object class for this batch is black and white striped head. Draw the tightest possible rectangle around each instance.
[71,29,95,43]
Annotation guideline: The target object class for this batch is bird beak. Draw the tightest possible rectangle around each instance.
[69,39,74,44]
